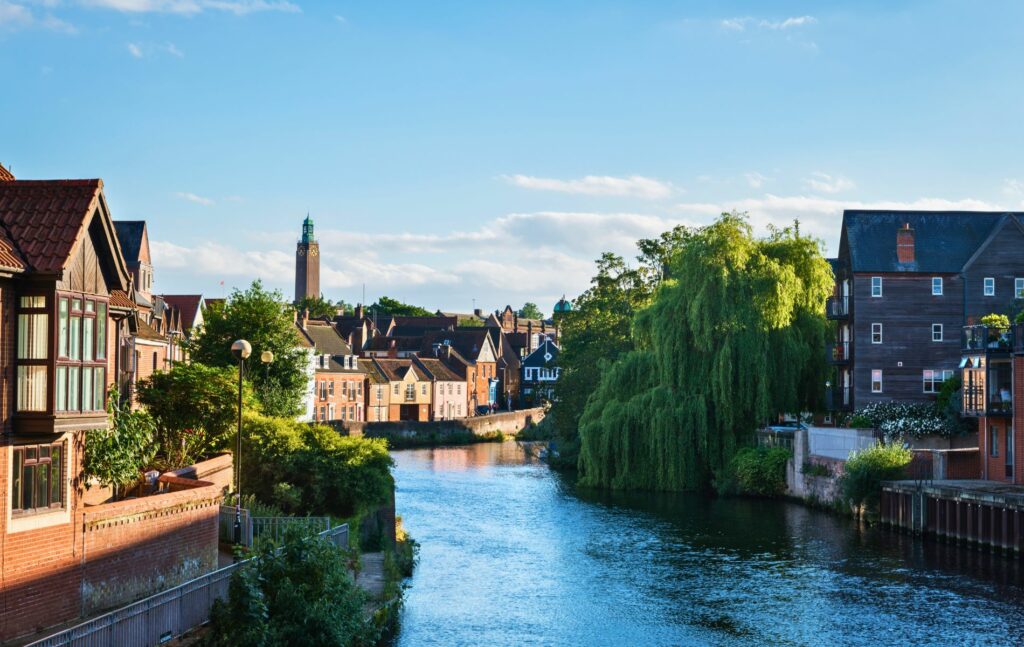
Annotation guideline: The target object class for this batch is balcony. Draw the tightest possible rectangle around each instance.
[826,385,852,412]
[827,341,850,365]
[961,360,1012,417]
[961,325,1012,355]
[826,296,849,320]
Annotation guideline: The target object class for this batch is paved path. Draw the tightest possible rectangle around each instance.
[355,552,386,600]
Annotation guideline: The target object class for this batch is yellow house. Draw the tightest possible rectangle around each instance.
[371,358,431,421]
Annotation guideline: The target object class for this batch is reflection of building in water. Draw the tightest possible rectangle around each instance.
[428,442,538,472]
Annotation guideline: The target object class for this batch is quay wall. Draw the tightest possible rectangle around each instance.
[336,408,546,447]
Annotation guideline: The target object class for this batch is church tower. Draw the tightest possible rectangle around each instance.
[294,215,320,302]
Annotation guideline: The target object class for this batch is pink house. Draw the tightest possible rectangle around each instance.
[414,357,467,420]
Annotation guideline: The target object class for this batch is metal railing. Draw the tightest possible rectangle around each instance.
[826,296,849,319]
[962,324,1012,352]
[26,521,350,647]
[218,506,332,547]
[827,341,850,364]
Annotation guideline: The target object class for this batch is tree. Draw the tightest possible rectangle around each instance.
[187,280,308,417]
[576,213,832,491]
[369,296,432,317]
[137,363,251,468]
[294,295,337,319]
[83,388,157,499]
[518,302,544,320]
[204,529,374,646]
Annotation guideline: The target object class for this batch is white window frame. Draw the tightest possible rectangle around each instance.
[871,276,883,297]
[1016,277,1024,299]
[923,369,954,394]
[932,277,943,296]
[871,370,883,393]
[984,277,995,296]
[871,323,883,344]
[932,323,943,342]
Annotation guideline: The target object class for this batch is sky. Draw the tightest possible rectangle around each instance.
[3,1,1024,315]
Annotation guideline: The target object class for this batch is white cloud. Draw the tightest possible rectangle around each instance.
[126,41,183,57]
[165,42,184,57]
[744,172,768,188]
[0,1,76,32]
[175,191,214,205]
[79,0,300,15]
[503,174,676,200]
[720,17,749,31]
[760,16,816,30]
[127,42,143,57]
[1003,179,1024,197]
[803,171,855,194]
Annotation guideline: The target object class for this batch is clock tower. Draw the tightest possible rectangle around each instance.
[294,215,320,303]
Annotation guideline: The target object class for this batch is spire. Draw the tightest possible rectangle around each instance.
[301,213,315,243]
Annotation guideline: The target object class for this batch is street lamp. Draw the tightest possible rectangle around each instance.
[230,339,251,544]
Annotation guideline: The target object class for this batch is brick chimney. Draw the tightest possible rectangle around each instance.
[896,222,915,263]
[355,304,364,319]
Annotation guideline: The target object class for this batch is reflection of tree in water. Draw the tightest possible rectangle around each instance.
[424,441,543,472]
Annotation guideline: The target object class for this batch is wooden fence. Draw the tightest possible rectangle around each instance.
[25,523,349,647]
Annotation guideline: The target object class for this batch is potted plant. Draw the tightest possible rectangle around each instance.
[981,313,1011,348]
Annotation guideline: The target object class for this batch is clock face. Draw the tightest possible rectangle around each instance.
[310,247,319,257]
[297,248,305,256]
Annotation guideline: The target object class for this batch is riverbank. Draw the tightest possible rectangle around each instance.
[334,408,546,449]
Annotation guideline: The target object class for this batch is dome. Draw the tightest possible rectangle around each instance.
[554,295,572,314]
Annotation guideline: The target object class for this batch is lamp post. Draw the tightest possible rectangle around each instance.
[230,339,251,544]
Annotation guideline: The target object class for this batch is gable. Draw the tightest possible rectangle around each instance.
[57,211,125,295]
[477,336,497,363]
[961,215,1024,273]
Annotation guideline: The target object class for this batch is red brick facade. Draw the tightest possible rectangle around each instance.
[975,355,1024,484]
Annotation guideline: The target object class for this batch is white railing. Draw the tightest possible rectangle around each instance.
[217,506,332,547]
[26,521,349,647]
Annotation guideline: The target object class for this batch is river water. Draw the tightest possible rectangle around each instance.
[392,442,1024,646]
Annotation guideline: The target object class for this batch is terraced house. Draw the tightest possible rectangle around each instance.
[828,210,1024,413]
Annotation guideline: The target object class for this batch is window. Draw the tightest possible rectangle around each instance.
[871,370,883,393]
[447,383,453,395]
[17,296,49,412]
[457,385,462,395]
[990,425,999,457]
[329,381,336,396]
[871,323,883,344]
[923,369,954,394]
[376,386,382,402]
[1017,278,1024,299]
[405,384,415,400]
[96,304,107,360]
[932,277,943,296]
[871,277,883,297]
[54,296,108,413]
[421,384,427,395]
[984,277,995,296]
[152,351,157,371]
[319,406,325,420]
[393,383,400,396]
[328,403,336,420]
[932,324,943,342]
[11,443,64,513]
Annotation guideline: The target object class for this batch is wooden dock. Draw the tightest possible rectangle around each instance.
[881,480,1024,553]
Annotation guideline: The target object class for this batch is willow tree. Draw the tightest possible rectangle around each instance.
[577,213,832,491]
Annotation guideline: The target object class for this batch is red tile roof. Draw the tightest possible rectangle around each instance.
[0,163,13,181]
[109,289,136,310]
[161,294,204,331]
[0,179,103,273]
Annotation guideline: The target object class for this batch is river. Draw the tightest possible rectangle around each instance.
[391,442,1024,646]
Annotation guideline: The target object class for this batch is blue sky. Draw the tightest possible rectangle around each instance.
[3,1,1024,315]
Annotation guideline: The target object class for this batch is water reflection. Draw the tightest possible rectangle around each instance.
[394,442,1024,646]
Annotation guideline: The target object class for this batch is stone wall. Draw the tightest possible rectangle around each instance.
[338,407,546,446]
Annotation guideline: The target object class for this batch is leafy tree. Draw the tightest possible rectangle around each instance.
[518,302,544,320]
[137,363,251,468]
[577,213,832,491]
[83,388,157,499]
[369,295,432,317]
[295,295,337,319]
[204,528,374,647]
[721,447,792,497]
[840,442,912,513]
[241,413,394,518]
[187,280,308,417]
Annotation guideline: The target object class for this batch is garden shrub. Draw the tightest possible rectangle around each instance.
[203,528,375,647]
[839,442,912,512]
[853,401,961,439]
[728,446,792,497]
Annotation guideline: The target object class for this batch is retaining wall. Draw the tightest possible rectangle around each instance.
[338,407,546,445]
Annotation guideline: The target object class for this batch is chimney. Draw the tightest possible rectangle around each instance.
[355,304,364,319]
[300,308,309,329]
[473,308,482,317]
[896,222,915,264]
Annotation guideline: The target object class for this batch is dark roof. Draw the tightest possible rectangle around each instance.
[372,358,427,382]
[841,211,1018,273]
[523,339,560,368]
[421,329,493,362]
[302,321,352,355]
[0,226,26,272]
[366,336,421,352]
[316,356,365,374]
[414,357,463,382]
[113,221,146,267]
[392,315,456,329]
[0,179,104,273]
[334,315,369,338]
[161,294,203,330]
[136,316,166,342]
[360,359,387,384]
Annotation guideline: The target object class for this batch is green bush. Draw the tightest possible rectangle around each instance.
[203,528,375,646]
[83,389,157,499]
[839,442,912,512]
[847,414,873,429]
[728,446,792,497]
[241,413,394,518]
[801,461,831,478]
[981,313,1010,330]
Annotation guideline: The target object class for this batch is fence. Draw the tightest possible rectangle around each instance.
[216,506,332,547]
[26,522,349,647]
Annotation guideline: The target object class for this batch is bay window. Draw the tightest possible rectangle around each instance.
[55,294,108,413]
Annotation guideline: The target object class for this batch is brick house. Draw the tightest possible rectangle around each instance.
[413,356,467,420]
[828,211,1024,413]
[296,316,366,423]
[371,358,432,421]
[422,329,498,415]
[361,359,391,422]
[0,173,222,642]
[484,326,521,409]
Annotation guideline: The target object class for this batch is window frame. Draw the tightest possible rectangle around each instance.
[871,323,883,344]
[932,277,943,296]
[871,369,883,393]
[990,425,999,457]
[11,441,65,515]
[871,276,883,297]
[54,293,109,414]
[932,323,943,342]
[17,294,50,413]
[984,277,995,297]
[1017,278,1024,299]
